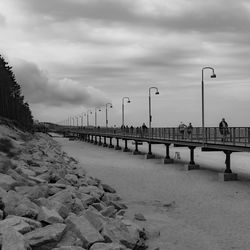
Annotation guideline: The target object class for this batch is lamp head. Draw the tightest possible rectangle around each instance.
[110,105,113,108]
[155,91,159,95]
[127,100,131,103]
[211,73,216,78]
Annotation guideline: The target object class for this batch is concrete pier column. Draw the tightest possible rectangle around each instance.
[163,143,174,164]
[94,135,98,145]
[103,137,108,147]
[115,138,121,150]
[123,139,130,152]
[98,136,102,146]
[109,138,114,148]
[146,142,155,159]
[184,146,200,170]
[219,151,237,181]
[132,141,141,155]
[90,135,94,143]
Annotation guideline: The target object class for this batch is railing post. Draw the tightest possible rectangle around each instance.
[248,128,250,144]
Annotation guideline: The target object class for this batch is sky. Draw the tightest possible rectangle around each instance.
[0,0,250,127]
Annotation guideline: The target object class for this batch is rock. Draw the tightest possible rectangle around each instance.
[3,190,39,219]
[53,247,86,250]
[74,167,87,178]
[109,201,127,211]
[90,242,129,250]
[2,226,31,250]
[0,209,3,219]
[15,184,49,200]
[56,230,83,248]
[134,213,146,221]
[0,156,11,174]
[27,175,47,184]
[65,213,104,249]
[15,166,36,177]
[101,206,117,218]
[76,192,98,208]
[85,176,99,186]
[71,198,85,215]
[91,203,105,212]
[101,183,116,193]
[48,189,75,211]
[0,215,41,234]
[25,223,66,249]
[101,219,137,249]
[65,174,78,185]
[37,206,64,224]
[84,209,107,232]
[101,193,121,203]
[35,198,70,219]
[0,173,16,191]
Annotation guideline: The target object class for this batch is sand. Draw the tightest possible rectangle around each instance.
[57,137,250,250]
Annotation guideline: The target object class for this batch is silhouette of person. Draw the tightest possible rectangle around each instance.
[219,118,229,141]
[187,122,193,138]
[178,122,186,139]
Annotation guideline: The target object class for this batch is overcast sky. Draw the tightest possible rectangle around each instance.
[0,0,249,127]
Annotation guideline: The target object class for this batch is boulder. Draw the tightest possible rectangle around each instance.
[56,230,83,248]
[3,190,39,219]
[65,213,104,249]
[134,213,146,221]
[74,167,87,178]
[53,247,86,250]
[25,223,66,249]
[48,189,75,211]
[65,174,78,185]
[35,198,70,219]
[101,183,116,193]
[37,206,64,224]
[76,192,98,208]
[90,242,129,250]
[0,173,16,191]
[15,184,49,200]
[101,219,137,249]
[71,198,85,215]
[84,209,107,232]
[0,215,41,234]
[2,226,31,250]
[101,206,117,218]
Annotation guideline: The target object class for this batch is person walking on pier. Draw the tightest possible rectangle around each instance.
[178,122,186,139]
[219,118,229,142]
[187,122,193,139]
[141,123,147,137]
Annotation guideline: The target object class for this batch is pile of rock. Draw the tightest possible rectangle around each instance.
[0,129,148,250]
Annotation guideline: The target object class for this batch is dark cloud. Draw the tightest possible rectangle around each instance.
[13,59,109,107]
[14,0,250,34]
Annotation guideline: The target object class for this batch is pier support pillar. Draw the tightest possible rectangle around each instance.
[123,139,130,152]
[94,135,98,145]
[218,151,237,181]
[146,142,155,159]
[132,141,141,155]
[103,137,108,147]
[163,143,174,164]
[109,138,114,148]
[184,146,200,170]
[98,136,102,146]
[90,135,94,143]
[115,138,121,150]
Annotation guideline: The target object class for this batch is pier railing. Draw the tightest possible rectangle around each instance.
[61,126,250,147]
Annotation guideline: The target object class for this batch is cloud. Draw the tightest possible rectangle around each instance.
[0,13,5,26]
[12,59,110,107]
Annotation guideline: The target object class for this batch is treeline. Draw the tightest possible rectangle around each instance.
[0,55,33,130]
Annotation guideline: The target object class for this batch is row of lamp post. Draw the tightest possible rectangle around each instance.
[62,66,216,146]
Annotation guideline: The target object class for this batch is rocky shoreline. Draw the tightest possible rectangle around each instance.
[0,123,154,250]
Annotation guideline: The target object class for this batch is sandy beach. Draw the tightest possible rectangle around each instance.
[57,137,250,250]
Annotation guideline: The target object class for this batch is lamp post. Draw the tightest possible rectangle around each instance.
[122,97,131,128]
[75,116,79,127]
[105,103,113,128]
[95,107,101,127]
[147,86,159,158]
[86,110,92,127]
[201,67,216,144]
